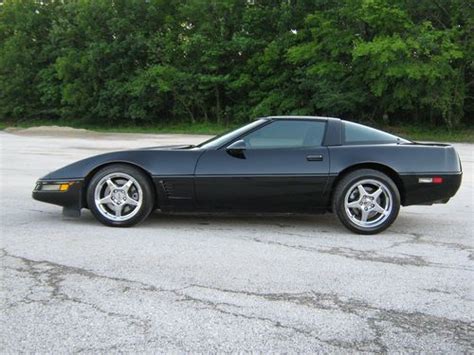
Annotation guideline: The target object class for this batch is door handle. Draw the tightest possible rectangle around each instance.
[306,154,323,161]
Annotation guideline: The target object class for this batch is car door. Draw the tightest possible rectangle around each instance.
[194,119,330,212]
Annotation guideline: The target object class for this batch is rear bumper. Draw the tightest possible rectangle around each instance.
[32,179,84,210]
[401,172,462,206]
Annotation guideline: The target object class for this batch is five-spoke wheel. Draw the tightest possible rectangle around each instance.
[344,179,393,228]
[94,173,143,222]
[333,169,400,234]
[87,164,154,227]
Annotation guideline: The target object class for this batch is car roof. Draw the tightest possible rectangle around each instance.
[261,115,341,122]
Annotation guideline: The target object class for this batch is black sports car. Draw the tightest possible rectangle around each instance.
[32,116,462,234]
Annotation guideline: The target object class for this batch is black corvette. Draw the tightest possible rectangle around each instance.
[32,116,462,234]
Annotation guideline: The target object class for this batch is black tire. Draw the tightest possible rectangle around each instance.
[87,164,154,227]
[332,169,400,234]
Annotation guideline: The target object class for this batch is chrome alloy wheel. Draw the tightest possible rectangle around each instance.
[94,172,143,222]
[344,179,393,228]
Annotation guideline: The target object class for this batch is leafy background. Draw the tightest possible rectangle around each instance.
[0,0,472,130]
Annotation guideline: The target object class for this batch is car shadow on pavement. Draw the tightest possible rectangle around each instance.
[64,208,347,234]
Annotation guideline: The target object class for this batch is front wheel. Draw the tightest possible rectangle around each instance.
[87,164,154,227]
[332,169,400,234]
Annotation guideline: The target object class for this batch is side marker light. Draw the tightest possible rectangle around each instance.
[418,177,443,184]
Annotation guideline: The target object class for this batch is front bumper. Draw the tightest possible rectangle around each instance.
[401,172,462,206]
[32,179,85,210]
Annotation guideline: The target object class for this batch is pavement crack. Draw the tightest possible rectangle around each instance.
[3,247,473,352]
[1,248,165,294]
[250,237,474,271]
[251,238,429,267]
[184,284,474,350]
[389,231,474,254]
[177,292,378,352]
[0,248,166,349]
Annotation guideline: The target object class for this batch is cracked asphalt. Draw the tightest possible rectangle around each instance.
[1,129,473,352]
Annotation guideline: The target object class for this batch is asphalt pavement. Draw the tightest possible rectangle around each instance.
[1,128,473,352]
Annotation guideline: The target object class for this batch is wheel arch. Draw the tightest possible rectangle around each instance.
[330,163,405,206]
[83,161,157,209]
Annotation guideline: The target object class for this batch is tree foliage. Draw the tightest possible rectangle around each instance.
[0,0,472,128]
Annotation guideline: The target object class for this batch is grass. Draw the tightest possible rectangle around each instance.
[387,125,474,143]
[1,118,473,143]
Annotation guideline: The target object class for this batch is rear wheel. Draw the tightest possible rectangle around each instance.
[87,164,154,227]
[333,169,400,234]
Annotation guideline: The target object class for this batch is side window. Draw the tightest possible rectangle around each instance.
[242,120,326,149]
[344,121,399,144]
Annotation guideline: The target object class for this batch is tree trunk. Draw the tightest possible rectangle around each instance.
[215,84,222,124]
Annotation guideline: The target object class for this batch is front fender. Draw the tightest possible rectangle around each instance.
[41,149,203,180]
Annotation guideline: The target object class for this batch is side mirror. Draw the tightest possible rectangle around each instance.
[226,139,246,159]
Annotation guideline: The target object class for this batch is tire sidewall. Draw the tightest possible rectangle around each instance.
[87,164,154,227]
[333,169,400,234]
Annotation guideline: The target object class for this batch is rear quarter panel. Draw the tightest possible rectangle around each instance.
[329,143,462,206]
[329,144,461,174]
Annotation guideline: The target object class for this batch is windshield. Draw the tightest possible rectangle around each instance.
[197,119,267,149]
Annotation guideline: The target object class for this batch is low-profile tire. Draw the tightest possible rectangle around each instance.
[87,164,154,227]
[332,169,400,234]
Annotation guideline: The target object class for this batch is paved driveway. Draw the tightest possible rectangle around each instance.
[1,129,473,352]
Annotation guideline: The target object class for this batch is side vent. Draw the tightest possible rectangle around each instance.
[159,179,192,200]
[160,180,174,198]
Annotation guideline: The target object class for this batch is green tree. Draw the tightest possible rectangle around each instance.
[0,0,58,119]
[0,0,471,128]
